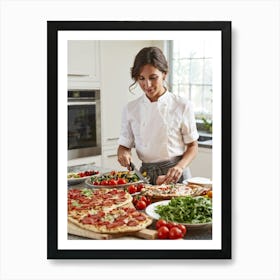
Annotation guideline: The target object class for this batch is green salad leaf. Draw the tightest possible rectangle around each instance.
[155,196,212,224]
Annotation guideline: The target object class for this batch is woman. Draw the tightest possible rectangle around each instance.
[117,46,199,185]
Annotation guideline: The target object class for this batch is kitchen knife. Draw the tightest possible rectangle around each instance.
[129,162,150,184]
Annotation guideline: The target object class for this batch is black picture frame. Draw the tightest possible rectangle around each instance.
[47,21,231,259]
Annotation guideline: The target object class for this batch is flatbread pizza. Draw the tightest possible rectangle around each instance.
[140,183,211,201]
[68,206,153,234]
[68,188,132,212]
[68,187,152,234]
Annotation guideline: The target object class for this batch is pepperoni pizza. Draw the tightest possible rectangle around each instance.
[68,188,152,234]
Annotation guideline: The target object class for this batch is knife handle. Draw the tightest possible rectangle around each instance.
[129,162,135,171]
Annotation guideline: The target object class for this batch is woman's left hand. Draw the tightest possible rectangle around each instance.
[161,165,184,184]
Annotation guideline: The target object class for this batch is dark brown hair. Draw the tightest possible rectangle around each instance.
[129,47,168,92]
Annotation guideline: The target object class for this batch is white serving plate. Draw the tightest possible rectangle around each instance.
[68,173,100,185]
[145,200,212,229]
[183,177,212,188]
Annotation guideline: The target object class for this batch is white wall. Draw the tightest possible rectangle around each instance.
[0,1,279,280]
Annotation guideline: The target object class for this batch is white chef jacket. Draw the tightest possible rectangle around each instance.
[118,91,199,163]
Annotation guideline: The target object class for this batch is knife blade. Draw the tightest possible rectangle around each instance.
[129,162,149,184]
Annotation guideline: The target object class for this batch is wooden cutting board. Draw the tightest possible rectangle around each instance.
[68,221,157,240]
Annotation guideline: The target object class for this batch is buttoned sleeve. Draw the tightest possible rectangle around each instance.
[118,105,135,148]
[181,101,199,144]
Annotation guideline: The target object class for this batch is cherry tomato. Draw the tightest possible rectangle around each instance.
[176,224,187,236]
[156,219,169,229]
[136,200,146,210]
[140,196,148,203]
[137,183,144,192]
[206,190,212,198]
[101,180,109,185]
[117,178,127,185]
[127,185,137,194]
[108,179,118,186]
[166,222,178,229]
[169,227,183,239]
[157,226,170,239]
[132,196,139,205]
[145,197,151,206]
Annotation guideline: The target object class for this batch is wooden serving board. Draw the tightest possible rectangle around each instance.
[68,221,157,240]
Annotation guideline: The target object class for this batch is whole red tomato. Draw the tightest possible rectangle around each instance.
[144,196,151,206]
[156,219,169,229]
[132,196,139,205]
[166,222,178,229]
[157,226,170,239]
[101,180,109,185]
[127,185,137,194]
[139,196,148,203]
[117,178,127,185]
[137,183,144,192]
[108,179,118,186]
[169,227,183,239]
[176,224,187,236]
[136,200,146,210]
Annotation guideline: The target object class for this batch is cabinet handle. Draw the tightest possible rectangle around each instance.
[107,137,119,141]
[68,74,90,77]
[107,154,117,158]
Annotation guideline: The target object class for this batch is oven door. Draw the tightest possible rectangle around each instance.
[68,100,101,159]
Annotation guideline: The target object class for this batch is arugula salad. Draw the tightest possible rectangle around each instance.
[155,196,212,224]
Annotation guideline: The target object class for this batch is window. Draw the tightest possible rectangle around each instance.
[168,35,214,122]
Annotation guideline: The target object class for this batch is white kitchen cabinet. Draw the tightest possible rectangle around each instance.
[100,40,157,144]
[99,40,159,170]
[101,140,142,171]
[67,155,102,167]
[102,148,126,171]
[189,147,212,179]
[68,40,100,89]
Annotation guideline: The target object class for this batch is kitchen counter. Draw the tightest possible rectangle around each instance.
[68,163,212,241]
[68,223,212,240]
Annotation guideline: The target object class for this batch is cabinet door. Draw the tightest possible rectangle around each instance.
[68,40,100,88]
[189,147,212,178]
[102,149,127,171]
[100,41,149,142]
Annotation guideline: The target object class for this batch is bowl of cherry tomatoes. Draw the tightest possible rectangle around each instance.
[67,170,100,185]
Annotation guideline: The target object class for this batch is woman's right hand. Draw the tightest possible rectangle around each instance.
[117,145,132,169]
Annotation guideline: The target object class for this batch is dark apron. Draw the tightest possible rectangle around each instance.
[140,156,191,185]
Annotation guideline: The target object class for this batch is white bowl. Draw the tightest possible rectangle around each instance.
[183,177,212,188]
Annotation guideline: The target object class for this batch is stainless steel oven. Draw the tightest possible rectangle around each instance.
[68,90,101,160]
